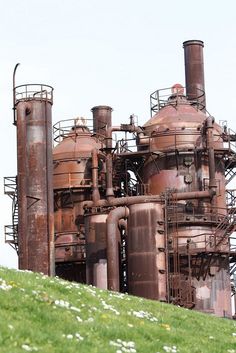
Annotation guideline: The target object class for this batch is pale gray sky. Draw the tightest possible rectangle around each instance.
[1,0,236,268]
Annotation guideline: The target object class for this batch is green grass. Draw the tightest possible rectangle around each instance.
[0,267,235,353]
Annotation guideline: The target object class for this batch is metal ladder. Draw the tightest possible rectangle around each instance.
[4,176,19,253]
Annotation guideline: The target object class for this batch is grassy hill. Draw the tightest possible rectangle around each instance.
[0,267,235,353]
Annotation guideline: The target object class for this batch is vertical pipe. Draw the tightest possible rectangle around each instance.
[16,86,54,275]
[106,206,129,291]
[91,105,112,137]
[45,101,55,276]
[206,116,217,209]
[183,40,206,110]
[91,148,100,204]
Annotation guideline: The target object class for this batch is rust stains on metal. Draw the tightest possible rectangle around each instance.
[15,84,54,276]
[8,40,236,318]
[183,39,206,110]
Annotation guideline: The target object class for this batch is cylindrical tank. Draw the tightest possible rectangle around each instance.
[84,212,108,289]
[53,120,103,281]
[127,203,166,301]
[15,84,54,275]
[91,105,112,138]
[139,89,231,315]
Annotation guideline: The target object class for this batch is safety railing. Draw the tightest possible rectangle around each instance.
[4,225,18,253]
[53,171,93,188]
[14,84,53,104]
[4,176,17,195]
[150,86,206,117]
[53,118,94,144]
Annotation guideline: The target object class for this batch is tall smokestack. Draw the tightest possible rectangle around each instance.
[183,40,206,111]
[15,84,54,276]
[91,105,112,137]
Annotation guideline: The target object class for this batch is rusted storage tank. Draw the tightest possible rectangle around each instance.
[143,92,225,205]
[15,84,54,276]
[137,89,230,316]
[53,119,103,281]
[127,39,231,316]
[127,203,166,301]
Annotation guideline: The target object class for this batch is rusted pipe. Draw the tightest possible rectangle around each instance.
[17,102,30,270]
[91,149,100,204]
[118,218,127,231]
[206,116,217,208]
[83,189,215,209]
[183,40,206,110]
[106,206,129,291]
[13,63,20,125]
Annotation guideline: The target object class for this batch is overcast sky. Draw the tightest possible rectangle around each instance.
[1,0,236,268]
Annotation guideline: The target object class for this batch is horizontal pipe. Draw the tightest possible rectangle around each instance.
[106,206,129,291]
[83,190,215,209]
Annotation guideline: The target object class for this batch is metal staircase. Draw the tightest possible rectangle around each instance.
[225,155,236,185]
[4,176,19,253]
[213,207,236,250]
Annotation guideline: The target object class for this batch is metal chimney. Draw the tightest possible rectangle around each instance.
[91,105,112,137]
[183,40,206,111]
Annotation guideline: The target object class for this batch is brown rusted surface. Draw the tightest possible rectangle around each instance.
[13,40,234,318]
[53,125,101,190]
[16,88,54,275]
[85,213,108,288]
[91,149,100,204]
[91,105,112,138]
[106,207,129,291]
[193,265,232,318]
[127,203,166,301]
[183,40,206,110]
[17,102,29,270]
[53,120,104,280]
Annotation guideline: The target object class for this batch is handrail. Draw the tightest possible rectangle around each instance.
[14,84,53,105]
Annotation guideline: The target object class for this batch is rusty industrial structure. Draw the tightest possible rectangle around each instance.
[4,40,236,318]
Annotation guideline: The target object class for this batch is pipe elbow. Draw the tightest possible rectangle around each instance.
[107,206,129,224]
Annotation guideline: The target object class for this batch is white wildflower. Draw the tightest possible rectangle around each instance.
[110,339,136,353]
[8,324,14,330]
[21,344,38,351]
[128,309,158,322]
[75,333,84,341]
[70,306,81,313]
[0,278,12,291]
[76,316,83,322]
[54,299,70,308]
[163,346,178,353]
[86,317,94,323]
[101,300,120,315]
[66,334,73,339]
